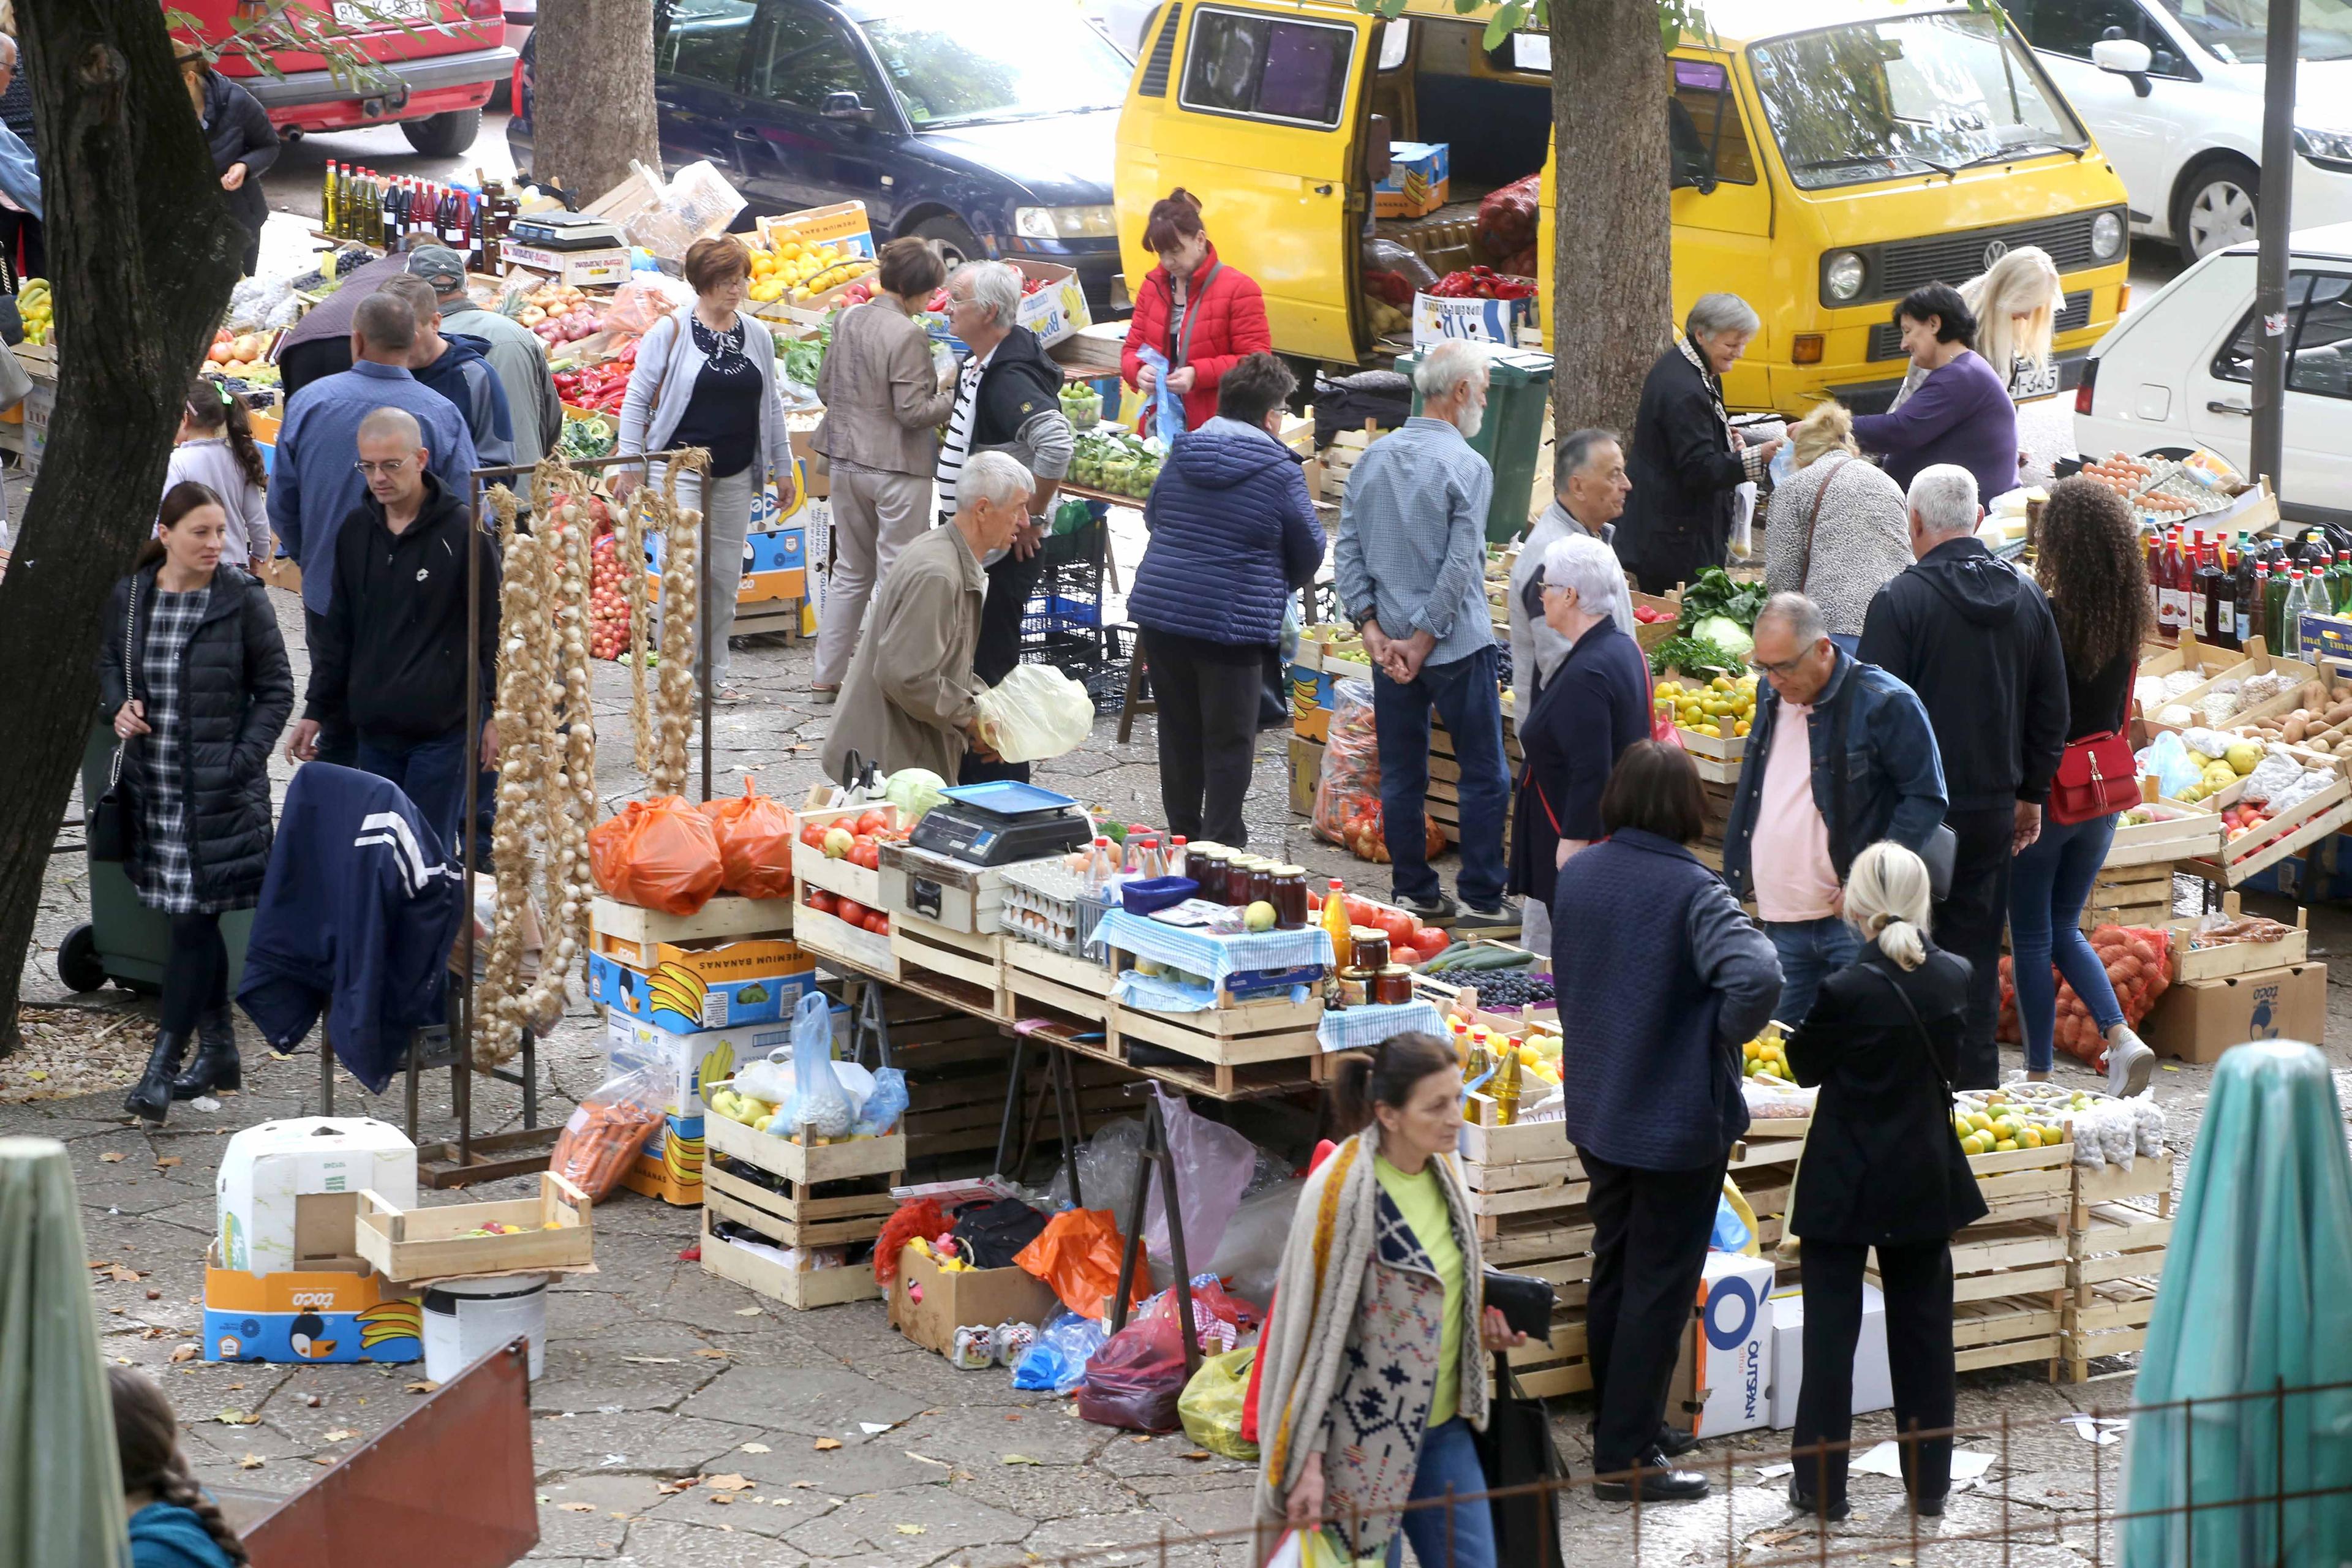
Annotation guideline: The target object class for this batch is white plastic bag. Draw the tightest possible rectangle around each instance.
[974,665,1096,763]
[785,990,853,1137]
[1729,480,1758,559]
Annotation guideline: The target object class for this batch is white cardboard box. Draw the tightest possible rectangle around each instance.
[606,1013,796,1118]
[216,1118,417,1276]
[500,241,634,287]
[1766,1283,1893,1430]
[1669,1251,1777,1438]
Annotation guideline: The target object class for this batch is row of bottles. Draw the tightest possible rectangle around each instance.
[320,161,518,272]
[1077,834,1188,891]
[2146,526,2352,658]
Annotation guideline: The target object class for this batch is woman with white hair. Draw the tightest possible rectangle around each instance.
[1890,247,2066,409]
[1619,292,1783,594]
[1507,531,1653,949]
[1762,402,1913,648]
[1782,840,1986,1525]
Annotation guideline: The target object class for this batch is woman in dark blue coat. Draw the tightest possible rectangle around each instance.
[1129,352,1324,846]
[1508,531,1654,930]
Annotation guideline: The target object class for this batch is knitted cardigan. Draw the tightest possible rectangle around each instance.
[1253,1122,1488,1557]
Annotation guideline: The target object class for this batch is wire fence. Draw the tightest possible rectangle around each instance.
[970,1375,2352,1567]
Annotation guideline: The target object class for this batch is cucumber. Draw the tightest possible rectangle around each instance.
[1421,944,1536,974]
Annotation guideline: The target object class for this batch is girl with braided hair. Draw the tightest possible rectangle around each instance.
[110,1365,247,1567]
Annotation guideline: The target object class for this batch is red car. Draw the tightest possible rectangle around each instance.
[173,0,515,157]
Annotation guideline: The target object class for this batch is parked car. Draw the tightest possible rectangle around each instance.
[508,0,1134,314]
[173,0,514,157]
[2075,221,2352,523]
[2011,0,2352,262]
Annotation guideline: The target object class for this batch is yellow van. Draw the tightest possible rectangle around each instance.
[1113,0,2133,413]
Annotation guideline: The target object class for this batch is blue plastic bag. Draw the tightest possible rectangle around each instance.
[1136,346,1187,445]
[853,1067,907,1136]
[1710,1191,1752,1254]
[1010,1308,1107,1394]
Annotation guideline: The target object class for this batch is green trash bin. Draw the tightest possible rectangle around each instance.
[1396,345,1554,545]
[58,722,252,995]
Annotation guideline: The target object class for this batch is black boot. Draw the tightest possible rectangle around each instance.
[124,1033,188,1123]
[171,1007,241,1099]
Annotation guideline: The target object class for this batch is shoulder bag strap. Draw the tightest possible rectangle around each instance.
[1172,263,1223,371]
[111,578,137,788]
[1794,455,1853,595]
[1867,963,1952,1097]
[1828,670,1850,874]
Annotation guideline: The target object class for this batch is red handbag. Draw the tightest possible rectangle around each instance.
[2047,728,2140,826]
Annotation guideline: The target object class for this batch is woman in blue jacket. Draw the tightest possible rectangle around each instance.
[1129,353,1324,847]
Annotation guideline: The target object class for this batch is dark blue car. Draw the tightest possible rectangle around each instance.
[510,0,1133,312]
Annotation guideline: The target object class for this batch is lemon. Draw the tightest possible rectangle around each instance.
[1994,1138,2018,1152]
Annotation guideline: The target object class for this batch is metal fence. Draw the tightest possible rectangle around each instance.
[970,1376,2352,1567]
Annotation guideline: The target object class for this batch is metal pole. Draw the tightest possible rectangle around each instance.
[2248,0,2301,488]
[459,473,482,1172]
[700,473,714,804]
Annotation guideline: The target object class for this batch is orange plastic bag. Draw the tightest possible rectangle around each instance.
[698,778,796,900]
[1014,1208,1150,1321]
[588,796,725,915]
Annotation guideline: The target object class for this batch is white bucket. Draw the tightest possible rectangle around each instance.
[421,1271,550,1382]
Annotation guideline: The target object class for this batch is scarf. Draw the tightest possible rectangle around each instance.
[1675,330,1735,453]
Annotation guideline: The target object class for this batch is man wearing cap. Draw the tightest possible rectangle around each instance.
[408,244,562,475]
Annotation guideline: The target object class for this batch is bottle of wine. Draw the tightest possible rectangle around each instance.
[2197,540,2226,646]
[2187,529,2209,638]
[2231,538,2258,649]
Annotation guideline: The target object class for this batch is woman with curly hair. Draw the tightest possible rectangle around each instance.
[2011,476,2156,1095]
[111,1365,249,1567]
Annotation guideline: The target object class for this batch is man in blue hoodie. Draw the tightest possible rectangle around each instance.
[377,273,514,470]
[1128,353,1324,846]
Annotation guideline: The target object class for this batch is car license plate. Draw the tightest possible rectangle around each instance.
[333,0,432,26]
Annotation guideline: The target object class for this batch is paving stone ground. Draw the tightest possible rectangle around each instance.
[13,516,2346,1566]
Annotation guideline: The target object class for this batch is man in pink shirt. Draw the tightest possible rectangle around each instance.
[1722,594,1947,1024]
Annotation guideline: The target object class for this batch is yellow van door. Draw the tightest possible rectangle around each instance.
[1667,52,1776,409]
[1115,1,1373,364]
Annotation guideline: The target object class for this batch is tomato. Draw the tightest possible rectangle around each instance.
[1411,936,1450,965]
[853,843,881,870]
[804,889,835,916]
[853,809,889,836]
[865,911,892,935]
[1344,897,1376,927]
[1378,910,1417,948]
[834,897,868,926]
[1414,927,1450,956]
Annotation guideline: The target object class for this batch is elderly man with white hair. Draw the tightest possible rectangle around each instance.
[933,260,1076,782]
[1332,337,1514,929]
[1507,530,1654,952]
[825,451,1036,785]
[1859,464,2069,1087]
[1618,292,1781,595]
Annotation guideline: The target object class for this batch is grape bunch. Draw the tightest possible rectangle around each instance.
[1474,971,1554,1010]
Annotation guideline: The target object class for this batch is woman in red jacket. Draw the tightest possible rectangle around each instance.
[1120,189,1272,434]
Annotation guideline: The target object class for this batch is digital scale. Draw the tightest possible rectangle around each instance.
[905,781,1090,868]
[507,212,628,251]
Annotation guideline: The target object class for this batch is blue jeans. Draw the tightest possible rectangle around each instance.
[1764,916,1860,1028]
[356,727,472,861]
[1373,646,1509,909]
[2008,812,2126,1072]
[1384,1417,1496,1568]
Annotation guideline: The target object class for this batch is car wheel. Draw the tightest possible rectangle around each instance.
[2176,160,2260,264]
[910,214,986,269]
[402,108,483,159]
[56,923,105,993]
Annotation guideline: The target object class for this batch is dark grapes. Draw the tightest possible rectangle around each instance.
[1471,971,1554,1009]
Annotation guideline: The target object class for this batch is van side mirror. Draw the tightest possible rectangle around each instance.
[822,90,874,123]
[2090,38,2154,96]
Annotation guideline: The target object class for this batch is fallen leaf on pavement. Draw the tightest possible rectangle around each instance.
[791,1480,816,1490]
[1129,1434,1152,1444]
[155,1156,182,1169]
[1001,1454,1042,1466]
[323,1430,357,1442]
[620,1356,679,1365]
[895,1523,925,1536]
[237,1454,263,1470]
[708,1494,734,1506]
[1182,1451,1212,1461]
[214,1409,257,1425]
[104,1265,143,1284]
[170,1345,199,1363]
[402,1381,438,1394]
[739,1442,771,1453]
[733,1306,763,1317]
[693,1349,731,1359]
[812,1438,841,1452]
[559,1502,595,1513]
[100,1152,126,1163]
[703,1474,753,1492]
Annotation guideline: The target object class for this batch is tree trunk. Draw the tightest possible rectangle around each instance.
[1550,0,1672,439]
[533,0,660,204]
[0,2,246,1053]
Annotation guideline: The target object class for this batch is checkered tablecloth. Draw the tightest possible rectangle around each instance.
[1316,1000,1449,1055]
[1088,910,1335,987]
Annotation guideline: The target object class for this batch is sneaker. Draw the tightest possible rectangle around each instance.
[1452,903,1520,932]
[1395,892,1460,922]
[2105,1024,2157,1097]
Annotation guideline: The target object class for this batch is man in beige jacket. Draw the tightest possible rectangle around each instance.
[823,451,1034,784]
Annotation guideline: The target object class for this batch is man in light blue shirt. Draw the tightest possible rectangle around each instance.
[268,292,479,766]
[1332,339,1513,928]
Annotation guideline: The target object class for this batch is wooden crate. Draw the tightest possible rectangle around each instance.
[2103,802,2225,868]
[699,1207,880,1309]
[892,913,1011,1021]
[1913,1219,2070,1305]
[704,1159,895,1248]
[1966,1141,2076,1224]
[2188,772,2352,886]
[1951,1291,2064,1376]
[790,802,900,907]
[2169,903,2310,982]
[2079,862,2179,932]
[354,1172,593,1284]
[1110,992,1324,1088]
[1503,1309,1592,1399]
[1005,940,1115,1026]
[2141,647,2322,735]
[589,894,793,970]
[701,1093,907,1185]
[793,879,899,979]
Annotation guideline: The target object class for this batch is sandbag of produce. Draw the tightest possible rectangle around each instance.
[698,778,795,900]
[588,796,725,915]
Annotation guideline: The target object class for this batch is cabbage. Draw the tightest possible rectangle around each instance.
[1691,615,1754,660]
[883,767,946,820]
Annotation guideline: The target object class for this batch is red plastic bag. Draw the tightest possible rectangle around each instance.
[698,778,795,900]
[1014,1208,1150,1321]
[1476,174,1540,258]
[588,796,725,915]
[1077,1307,1190,1432]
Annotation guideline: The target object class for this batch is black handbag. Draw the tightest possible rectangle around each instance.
[89,580,137,863]
[1476,1352,1566,1568]
[1481,1268,1555,1341]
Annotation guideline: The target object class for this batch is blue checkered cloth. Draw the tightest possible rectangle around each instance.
[1316,1000,1449,1055]
[1088,910,1335,986]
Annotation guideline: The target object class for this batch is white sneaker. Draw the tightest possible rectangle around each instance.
[2105,1023,2157,1098]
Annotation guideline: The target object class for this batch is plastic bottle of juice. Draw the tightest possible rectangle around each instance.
[1322,879,1352,969]
[2284,570,2311,658]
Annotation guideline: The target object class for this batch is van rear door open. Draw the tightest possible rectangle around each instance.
[1115,2,1374,364]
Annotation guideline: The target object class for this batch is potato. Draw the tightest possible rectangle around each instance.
[2324,700,2352,726]
[2284,717,2309,743]
[2299,680,2328,710]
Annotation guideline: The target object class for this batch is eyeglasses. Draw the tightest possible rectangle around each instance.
[354,458,412,477]
[1749,646,1822,677]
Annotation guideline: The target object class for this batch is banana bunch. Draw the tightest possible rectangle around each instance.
[18,277,50,345]
[650,960,710,1027]
[698,1039,736,1100]
[356,1299,421,1351]
[662,1128,705,1186]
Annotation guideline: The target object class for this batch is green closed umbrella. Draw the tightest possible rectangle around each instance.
[0,1137,129,1568]
[2121,1042,2352,1566]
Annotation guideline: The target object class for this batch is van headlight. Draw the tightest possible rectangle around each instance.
[1015,205,1117,241]
[1823,251,1866,302]
[2090,210,2125,259]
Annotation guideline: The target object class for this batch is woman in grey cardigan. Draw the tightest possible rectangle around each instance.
[1764,403,1913,649]
[810,236,956,702]
[617,234,795,703]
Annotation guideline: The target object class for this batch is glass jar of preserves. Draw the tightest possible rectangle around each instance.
[1337,967,1374,1006]
[1193,846,1228,904]
[1373,965,1414,1005]
[1271,865,1310,929]
[1351,927,1390,973]
[1243,859,1275,910]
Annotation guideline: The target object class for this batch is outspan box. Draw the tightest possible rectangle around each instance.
[2143,960,2328,1064]
[203,1241,422,1364]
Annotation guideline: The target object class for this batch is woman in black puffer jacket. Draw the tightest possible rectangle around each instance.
[97,482,292,1122]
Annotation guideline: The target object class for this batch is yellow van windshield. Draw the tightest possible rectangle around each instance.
[1750,10,2087,189]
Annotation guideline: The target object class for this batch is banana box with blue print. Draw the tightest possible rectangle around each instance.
[737,527,807,603]
[203,1245,423,1364]
[1667,1250,1777,1438]
[1373,141,1449,217]
[605,1014,795,1205]
[586,934,815,1034]
[1006,258,1092,350]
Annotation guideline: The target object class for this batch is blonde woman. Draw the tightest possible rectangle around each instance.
[1891,247,2065,409]
[1762,404,1913,647]
[1782,842,1986,1523]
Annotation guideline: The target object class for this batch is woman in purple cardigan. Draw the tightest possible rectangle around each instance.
[1850,283,2018,507]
